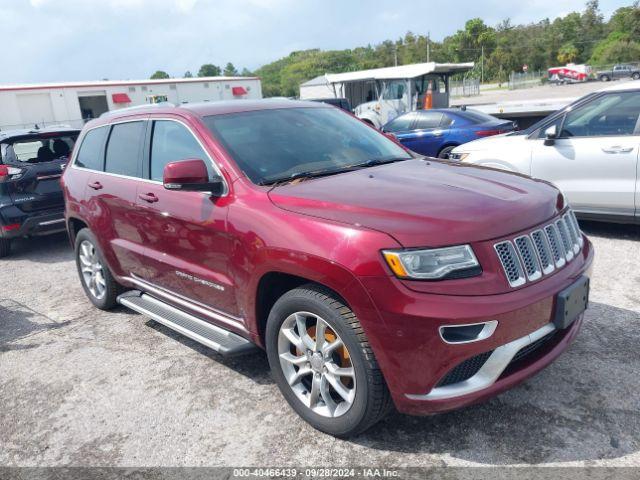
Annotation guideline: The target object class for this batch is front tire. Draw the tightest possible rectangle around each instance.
[0,238,11,258]
[266,284,391,437]
[600,75,610,82]
[75,228,121,310]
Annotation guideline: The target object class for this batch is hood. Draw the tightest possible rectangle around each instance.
[268,159,564,247]
[453,131,528,152]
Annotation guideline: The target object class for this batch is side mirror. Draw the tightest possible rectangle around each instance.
[544,125,558,146]
[163,159,225,196]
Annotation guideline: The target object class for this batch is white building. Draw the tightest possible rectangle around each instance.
[0,76,262,131]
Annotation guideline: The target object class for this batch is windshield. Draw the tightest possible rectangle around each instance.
[203,107,412,185]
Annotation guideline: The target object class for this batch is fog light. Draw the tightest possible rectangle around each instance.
[439,321,498,344]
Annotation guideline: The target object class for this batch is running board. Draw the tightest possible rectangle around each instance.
[117,290,257,356]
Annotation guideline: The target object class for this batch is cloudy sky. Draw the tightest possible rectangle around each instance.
[1,0,632,84]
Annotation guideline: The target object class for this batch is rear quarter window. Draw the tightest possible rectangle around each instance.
[75,126,109,170]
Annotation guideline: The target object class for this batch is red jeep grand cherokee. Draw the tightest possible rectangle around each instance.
[61,100,593,437]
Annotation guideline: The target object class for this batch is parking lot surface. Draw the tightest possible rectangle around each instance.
[1,222,639,467]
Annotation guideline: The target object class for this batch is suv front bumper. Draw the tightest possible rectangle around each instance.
[356,238,594,416]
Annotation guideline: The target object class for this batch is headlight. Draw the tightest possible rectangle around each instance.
[449,152,470,161]
[382,245,480,280]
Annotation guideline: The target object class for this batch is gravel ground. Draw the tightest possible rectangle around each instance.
[0,221,639,467]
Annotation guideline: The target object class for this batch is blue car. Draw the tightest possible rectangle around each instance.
[381,108,516,158]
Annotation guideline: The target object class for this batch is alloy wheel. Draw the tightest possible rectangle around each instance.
[79,240,107,300]
[278,311,356,418]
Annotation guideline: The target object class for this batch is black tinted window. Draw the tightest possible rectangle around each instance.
[384,114,415,132]
[415,112,444,129]
[75,127,108,170]
[560,92,640,137]
[150,121,210,181]
[104,122,145,177]
[459,110,501,124]
[440,114,454,127]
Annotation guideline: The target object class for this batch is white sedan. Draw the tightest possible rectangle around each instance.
[451,82,640,224]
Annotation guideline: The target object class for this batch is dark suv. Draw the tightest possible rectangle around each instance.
[0,127,79,257]
[61,101,593,436]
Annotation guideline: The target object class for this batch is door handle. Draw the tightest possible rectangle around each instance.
[88,181,103,190]
[602,146,634,154]
[138,192,159,203]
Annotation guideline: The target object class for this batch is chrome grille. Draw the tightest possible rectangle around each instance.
[568,211,583,248]
[563,214,580,254]
[494,241,525,287]
[495,209,582,288]
[544,224,566,268]
[514,235,541,281]
[531,230,554,275]
[556,218,574,261]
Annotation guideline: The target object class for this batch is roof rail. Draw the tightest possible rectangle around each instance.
[99,102,176,118]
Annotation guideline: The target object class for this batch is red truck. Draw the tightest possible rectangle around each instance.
[61,100,593,437]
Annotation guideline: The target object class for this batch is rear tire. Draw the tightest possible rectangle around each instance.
[438,145,457,159]
[266,284,391,437]
[632,72,640,80]
[74,228,122,310]
[0,238,11,258]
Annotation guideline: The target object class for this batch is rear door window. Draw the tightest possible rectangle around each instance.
[104,121,145,177]
[414,112,444,130]
[75,126,109,170]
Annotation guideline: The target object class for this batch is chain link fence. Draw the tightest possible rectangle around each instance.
[450,76,480,97]
[508,71,545,90]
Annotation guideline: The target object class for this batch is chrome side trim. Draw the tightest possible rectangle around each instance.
[438,320,498,345]
[406,323,556,401]
[124,275,245,331]
[38,218,66,226]
[118,293,253,355]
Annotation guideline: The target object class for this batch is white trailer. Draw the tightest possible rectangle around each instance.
[0,76,262,130]
[299,62,474,128]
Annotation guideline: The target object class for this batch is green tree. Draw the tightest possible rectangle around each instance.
[150,70,170,79]
[557,43,579,63]
[224,62,239,76]
[183,70,193,78]
[251,2,638,96]
[198,64,221,77]
[241,68,254,76]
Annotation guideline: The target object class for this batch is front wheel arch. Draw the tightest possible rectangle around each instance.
[437,143,460,158]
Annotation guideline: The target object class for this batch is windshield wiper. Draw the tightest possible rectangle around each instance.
[342,156,412,170]
[260,156,413,187]
[259,169,339,186]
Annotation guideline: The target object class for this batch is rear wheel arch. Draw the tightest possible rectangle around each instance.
[67,217,88,245]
